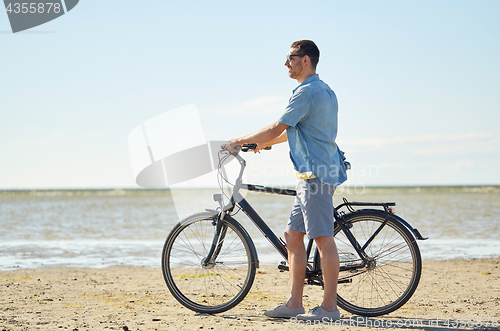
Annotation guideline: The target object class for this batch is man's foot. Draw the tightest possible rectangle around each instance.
[264,303,305,318]
[296,306,340,321]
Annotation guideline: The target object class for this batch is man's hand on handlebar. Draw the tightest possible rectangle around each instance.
[225,140,241,154]
[224,141,272,153]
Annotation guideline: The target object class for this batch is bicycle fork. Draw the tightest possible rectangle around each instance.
[201,212,228,269]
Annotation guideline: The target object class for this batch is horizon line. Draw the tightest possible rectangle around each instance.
[1,184,500,191]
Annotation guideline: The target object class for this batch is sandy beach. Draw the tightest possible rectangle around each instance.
[1,258,499,331]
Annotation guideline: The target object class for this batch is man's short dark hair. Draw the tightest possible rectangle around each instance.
[291,40,320,69]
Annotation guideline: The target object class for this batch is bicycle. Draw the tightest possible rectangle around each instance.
[161,144,427,317]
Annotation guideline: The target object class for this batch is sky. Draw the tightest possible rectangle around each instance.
[1,0,499,189]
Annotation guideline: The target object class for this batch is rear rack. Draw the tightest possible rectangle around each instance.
[337,198,428,241]
[336,201,396,210]
[336,198,396,213]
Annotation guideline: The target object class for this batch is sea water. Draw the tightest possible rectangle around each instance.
[0,187,499,270]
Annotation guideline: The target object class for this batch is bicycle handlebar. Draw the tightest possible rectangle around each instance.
[221,143,272,153]
[241,143,272,152]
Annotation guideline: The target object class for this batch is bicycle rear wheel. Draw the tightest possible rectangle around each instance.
[162,212,256,314]
[316,210,422,316]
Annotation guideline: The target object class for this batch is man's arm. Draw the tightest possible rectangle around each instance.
[227,122,289,152]
[255,129,287,151]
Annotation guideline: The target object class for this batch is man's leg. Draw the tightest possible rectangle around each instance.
[284,229,307,309]
[314,235,339,312]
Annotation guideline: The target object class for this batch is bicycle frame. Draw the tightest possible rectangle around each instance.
[205,150,426,278]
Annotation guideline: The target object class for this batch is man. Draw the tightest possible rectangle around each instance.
[227,40,347,321]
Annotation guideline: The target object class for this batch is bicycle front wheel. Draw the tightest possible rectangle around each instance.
[162,212,256,314]
[329,210,421,316]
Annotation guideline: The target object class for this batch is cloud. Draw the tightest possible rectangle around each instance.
[204,95,288,117]
[377,162,430,169]
[338,133,500,155]
[200,96,290,140]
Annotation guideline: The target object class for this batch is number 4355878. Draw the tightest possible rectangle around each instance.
[6,2,62,14]
[444,317,498,328]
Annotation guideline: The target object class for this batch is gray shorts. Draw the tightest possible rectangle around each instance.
[286,178,336,240]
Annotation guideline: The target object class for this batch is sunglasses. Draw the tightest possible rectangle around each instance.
[286,54,307,62]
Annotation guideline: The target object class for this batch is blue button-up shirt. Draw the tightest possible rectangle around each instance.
[278,74,347,186]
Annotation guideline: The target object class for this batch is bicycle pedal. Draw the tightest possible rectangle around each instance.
[278,261,289,272]
[306,279,322,286]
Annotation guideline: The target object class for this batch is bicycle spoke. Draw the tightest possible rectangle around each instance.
[334,212,421,316]
[163,214,255,313]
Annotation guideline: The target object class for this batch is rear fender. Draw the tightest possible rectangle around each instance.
[340,209,427,240]
[390,213,428,240]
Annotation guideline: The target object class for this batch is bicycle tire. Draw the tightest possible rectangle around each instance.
[162,212,257,314]
[314,210,422,316]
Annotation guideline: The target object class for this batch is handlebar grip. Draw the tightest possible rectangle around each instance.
[241,143,272,152]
